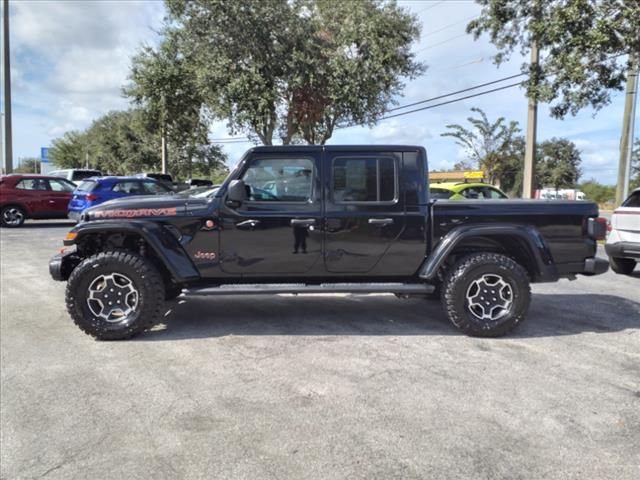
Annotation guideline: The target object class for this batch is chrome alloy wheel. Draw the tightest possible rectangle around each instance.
[2,208,24,226]
[87,273,139,322]
[465,273,513,322]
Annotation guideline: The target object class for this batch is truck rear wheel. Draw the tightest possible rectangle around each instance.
[441,253,530,337]
[65,251,165,340]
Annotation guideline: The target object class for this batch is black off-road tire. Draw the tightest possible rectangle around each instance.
[1,205,26,228]
[609,257,636,275]
[66,251,165,340]
[442,253,531,337]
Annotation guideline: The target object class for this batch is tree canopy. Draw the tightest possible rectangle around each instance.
[49,109,227,180]
[161,0,424,144]
[441,108,582,194]
[440,107,521,185]
[468,0,640,118]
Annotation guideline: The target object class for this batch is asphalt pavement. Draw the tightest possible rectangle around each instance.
[1,220,639,479]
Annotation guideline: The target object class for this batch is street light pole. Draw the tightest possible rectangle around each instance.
[2,0,13,174]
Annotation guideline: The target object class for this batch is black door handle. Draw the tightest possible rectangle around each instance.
[236,219,260,229]
[368,218,394,226]
[290,218,316,227]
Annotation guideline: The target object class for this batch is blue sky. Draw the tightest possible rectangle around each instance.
[3,0,637,184]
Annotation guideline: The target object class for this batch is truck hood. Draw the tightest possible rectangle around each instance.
[83,195,210,221]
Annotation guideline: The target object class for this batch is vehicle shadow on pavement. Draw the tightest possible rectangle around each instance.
[137,293,640,341]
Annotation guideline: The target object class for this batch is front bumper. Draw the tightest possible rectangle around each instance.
[605,241,640,260]
[49,250,78,281]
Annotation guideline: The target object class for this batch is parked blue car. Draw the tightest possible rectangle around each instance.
[68,176,173,220]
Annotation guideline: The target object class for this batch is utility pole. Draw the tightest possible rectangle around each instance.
[161,130,167,174]
[522,2,540,199]
[616,54,638,205]
[2,0,13,174]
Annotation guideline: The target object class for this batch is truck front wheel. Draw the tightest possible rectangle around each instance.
[65,251,165,340]
[441,253,531,337]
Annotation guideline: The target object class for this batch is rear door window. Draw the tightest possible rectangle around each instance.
[332,156,397,203]
[113,181,145,194]
[15,179,48,191]
[142,181,172,195]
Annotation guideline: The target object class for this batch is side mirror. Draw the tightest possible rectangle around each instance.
[226,179,248,205]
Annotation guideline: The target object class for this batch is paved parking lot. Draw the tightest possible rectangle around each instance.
[1,220,639,479]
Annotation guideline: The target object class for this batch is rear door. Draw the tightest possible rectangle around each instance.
[46,178,75,214]
[13,178,50,216]
[324,150,405,273]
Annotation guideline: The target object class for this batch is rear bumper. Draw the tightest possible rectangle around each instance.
[605,241,640,260]
[582,257,609,275]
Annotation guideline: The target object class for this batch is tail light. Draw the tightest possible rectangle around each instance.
[86,194,98,201]
[587,217,607,240]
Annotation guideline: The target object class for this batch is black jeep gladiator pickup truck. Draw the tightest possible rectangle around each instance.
[50,145,608,340]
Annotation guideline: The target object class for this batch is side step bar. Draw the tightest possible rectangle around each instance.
[183,282,435,296]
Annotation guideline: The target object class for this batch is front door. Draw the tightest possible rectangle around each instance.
[219,152,323,275]
[324,151,406,273]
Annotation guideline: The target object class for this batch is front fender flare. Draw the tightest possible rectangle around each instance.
[64,220,200,283]
[419,224,558,283]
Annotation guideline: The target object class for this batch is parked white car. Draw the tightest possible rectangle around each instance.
[605,187,640,274]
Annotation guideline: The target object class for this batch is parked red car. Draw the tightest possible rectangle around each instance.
[0,174,77,227]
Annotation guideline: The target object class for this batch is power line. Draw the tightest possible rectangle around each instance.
[423,15,478,38]
[415,32,469,53]
[387,73,526,113]
[415,1,445,15]
[377,82,524,121]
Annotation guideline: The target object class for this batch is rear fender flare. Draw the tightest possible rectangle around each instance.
[419,224,558,282]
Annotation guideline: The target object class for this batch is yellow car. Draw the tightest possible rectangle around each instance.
[430,182,508,200]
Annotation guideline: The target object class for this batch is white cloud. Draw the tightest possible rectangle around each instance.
[9,0,164,159]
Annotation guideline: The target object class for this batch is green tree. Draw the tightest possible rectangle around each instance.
[49,131,88,169]
[440,107,521,185]
[164,0,424,145]
[536,138,582,190]
[15,158,41,174]
[467,0,640,118]
[49,109,227,179]
[126,35,210,171]
[580,180,616,204]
